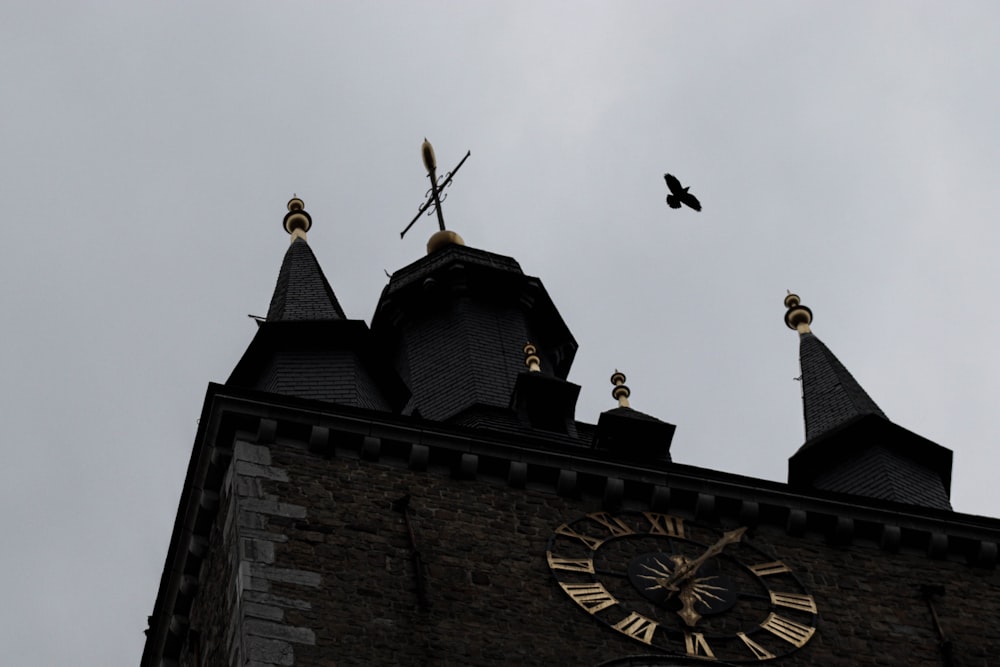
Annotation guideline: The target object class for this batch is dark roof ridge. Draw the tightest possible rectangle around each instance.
[384,243,523,295]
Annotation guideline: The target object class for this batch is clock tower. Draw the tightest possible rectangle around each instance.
[143,188,1000,666]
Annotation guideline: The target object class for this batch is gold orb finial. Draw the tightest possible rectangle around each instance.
[784,291,813,333]
[426,229,465,254]
[610,370,631,408]
[283,196,312,242]
[523,343,541,372]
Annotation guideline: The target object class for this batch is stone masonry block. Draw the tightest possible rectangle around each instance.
[243,590,312,611]
[241,498,307,519]
[234,475,265,499]
[243,601,285,622]
[239,509,268,530]
[242,529,290,544]
[235,441,273,465]
[241,538,276,564]
[235,460,291,482]
[245,619,316,645]
[244,635,295,666]
[248,564,322,588]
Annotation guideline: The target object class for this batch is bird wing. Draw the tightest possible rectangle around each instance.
[680,191,702,211]
[664,173,683,195]
[666,194,682,209]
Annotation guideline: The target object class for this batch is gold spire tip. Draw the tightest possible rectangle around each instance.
[421,138,437,173]
[523,343,541,372]
[784,292,813,333]
[283,196,312,242]
[610,370,631,408]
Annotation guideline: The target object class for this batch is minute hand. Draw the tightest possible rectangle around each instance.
[661,526,748,591]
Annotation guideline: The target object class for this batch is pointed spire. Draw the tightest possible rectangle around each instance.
[785,293,885,441]
[784,293,952,510]
[266,198,347,322]
[227,197,409,411]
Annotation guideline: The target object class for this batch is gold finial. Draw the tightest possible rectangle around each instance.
[427,229,465,254]
[610,370,631,408]
[784,291,813,333]
[523,343,541,372]
[283,196,312,243]
[421,138,437,172]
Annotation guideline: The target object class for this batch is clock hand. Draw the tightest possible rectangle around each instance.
[659,526,747,593]
[676,582,703,627]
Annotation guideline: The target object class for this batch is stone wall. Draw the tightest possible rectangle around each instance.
[183,422,1000,666]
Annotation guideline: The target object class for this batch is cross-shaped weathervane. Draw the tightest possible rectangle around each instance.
[400,139,471,239]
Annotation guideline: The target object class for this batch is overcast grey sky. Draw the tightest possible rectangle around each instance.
[2,2,999,664]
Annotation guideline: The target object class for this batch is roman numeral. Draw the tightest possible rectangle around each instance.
[612,612,658,644]
[559,582,618,614]
[643,512,685,537]
[737,632,775,660]
[684,632,716,658]
[770,591,817,613]
[555,523,606,550]
[748,561,790,577]
[759,612,816,648]
[546,553,595,573]
[586,512,635,537]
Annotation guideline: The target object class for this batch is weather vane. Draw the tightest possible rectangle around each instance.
[400,139,471,239]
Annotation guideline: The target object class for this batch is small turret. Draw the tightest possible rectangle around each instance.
[593,370,676,462]
[226,198,407,411]
[784,293,952,509]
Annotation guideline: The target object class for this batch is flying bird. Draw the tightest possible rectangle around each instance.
[664,173,701,211]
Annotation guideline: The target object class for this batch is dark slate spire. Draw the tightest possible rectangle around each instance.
[785,294,886,441]
[265,198,346,322]
[226,198,407,412]
[784,293,952,510]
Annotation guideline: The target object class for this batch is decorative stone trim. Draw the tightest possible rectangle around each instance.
[650,485,670,512]
[695,492,715,521]
[459,453,478,480]
[880,524,901,552]
[927,532,948,559]
[831,516,854,546]
[739,500,759,527]
[557,469,578,497]
[226,439,320,666]
[409,444,429,471]
[361,435,381,461]
[507,461,527,488]
[307,426,331,455]
[603,477,624,510]
[976,541,998,568]
[787,509,807,536]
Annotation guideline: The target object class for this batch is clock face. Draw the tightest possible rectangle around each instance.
[546,512,818,663]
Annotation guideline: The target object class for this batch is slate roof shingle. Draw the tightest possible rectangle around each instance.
[267,238,346,322]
